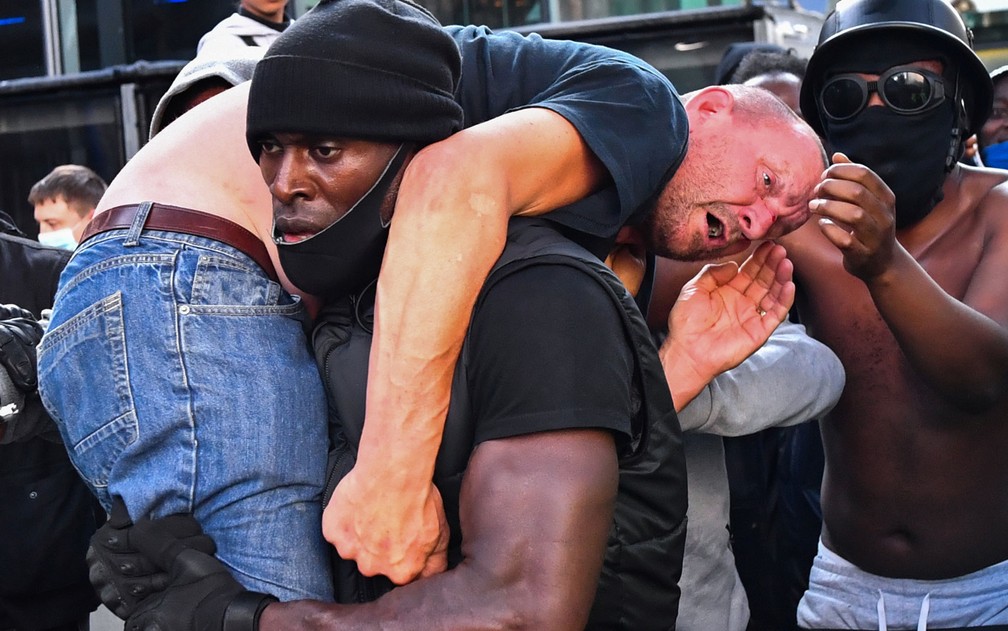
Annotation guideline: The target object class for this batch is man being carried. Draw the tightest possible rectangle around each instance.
[39,0,686,601]
[83,1,820,629]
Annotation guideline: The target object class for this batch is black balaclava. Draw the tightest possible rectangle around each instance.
[819,34,960,228]
[245,0,464,299]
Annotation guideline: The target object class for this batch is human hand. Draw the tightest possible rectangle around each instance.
[809,152,896,280]
[604,239,645,296]
[661,241,794,407]
[0,304,35,321]
[87,497,217,619]
[323,469,449,584]
[0,307,44,391]
[89,498,276,631]
[963,134,978,161]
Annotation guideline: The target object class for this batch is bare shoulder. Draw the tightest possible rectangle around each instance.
[960,165,1008,231]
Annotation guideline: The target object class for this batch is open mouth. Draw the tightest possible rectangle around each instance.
[274,214,318,244]
[280,231,314,244]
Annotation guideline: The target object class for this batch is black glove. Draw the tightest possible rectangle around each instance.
[89,498,277,631]
[0,309,44,391]
[0,304,35,321]
[88,498,219,619]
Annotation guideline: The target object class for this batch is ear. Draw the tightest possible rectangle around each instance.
[685,86,735,121]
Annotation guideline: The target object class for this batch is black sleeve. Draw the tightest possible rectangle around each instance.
[448,25,689,239]
[466,263,635,445]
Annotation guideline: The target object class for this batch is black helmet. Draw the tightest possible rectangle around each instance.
[800,0,992,138]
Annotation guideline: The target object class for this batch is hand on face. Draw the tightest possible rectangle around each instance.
[663,241,794,388]
[809,152,897,280]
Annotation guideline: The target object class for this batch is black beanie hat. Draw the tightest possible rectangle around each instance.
[246,0,464,161]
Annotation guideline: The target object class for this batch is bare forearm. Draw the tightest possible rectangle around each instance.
[260,577,525,631]
[270,432,617,631]
[359,109,606,479]
[332,108,609,580]
[868,247,1008,411]
[660,337,713,413]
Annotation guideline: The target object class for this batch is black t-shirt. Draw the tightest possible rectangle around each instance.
[449,25,690,248]
[467,263,634,445]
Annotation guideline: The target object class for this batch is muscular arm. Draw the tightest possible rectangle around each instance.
[810,154,1008,412]
[266,429,618,631]
[330,28,685,583]
[864,244,1008,411]
[328,107,607,582]
[677,319,844,435]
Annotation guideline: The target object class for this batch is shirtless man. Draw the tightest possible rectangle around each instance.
[783,0,1008,627]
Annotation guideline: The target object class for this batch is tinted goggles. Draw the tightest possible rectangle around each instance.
[819,65,947,121]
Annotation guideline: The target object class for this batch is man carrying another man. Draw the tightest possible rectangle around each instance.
[79,1,827,629]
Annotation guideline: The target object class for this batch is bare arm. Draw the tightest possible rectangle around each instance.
[325,30,687,583]
[811,154,1008,412]
[324,107,608,583]
[271,429,618,630]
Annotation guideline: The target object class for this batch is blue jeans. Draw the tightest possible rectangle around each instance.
[37,205,333,601]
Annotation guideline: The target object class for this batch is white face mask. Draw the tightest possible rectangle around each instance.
[37,227,78,251]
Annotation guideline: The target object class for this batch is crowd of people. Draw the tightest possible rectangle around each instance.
[2,0,1007,629]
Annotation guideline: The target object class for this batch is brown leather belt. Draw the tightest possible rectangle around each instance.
[80,202,278,281]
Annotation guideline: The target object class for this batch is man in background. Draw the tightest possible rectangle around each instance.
[198,0,292,55]
[978,65,1008,169]
[28,164,106,251]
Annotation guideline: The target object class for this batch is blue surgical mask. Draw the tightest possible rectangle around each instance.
[980,140,1008,170]
[37,227,78,251]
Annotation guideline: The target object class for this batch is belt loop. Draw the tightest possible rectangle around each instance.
[123,201,154,247]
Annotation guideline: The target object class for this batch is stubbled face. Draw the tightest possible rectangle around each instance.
[256,133,399,242]
[980,77,1008,150]
[241,0,288,22]
[34,197,89,240]
[645,115,823,261]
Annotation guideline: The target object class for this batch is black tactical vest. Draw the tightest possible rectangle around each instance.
[314,218,687,629]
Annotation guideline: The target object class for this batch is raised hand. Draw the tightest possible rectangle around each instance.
[659,241,795,410]
[810,151,897,280]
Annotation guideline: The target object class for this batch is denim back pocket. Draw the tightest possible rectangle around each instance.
[38,291,138,493]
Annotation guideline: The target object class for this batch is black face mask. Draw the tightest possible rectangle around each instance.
[823,100,956,229]
[275,144,409,300]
